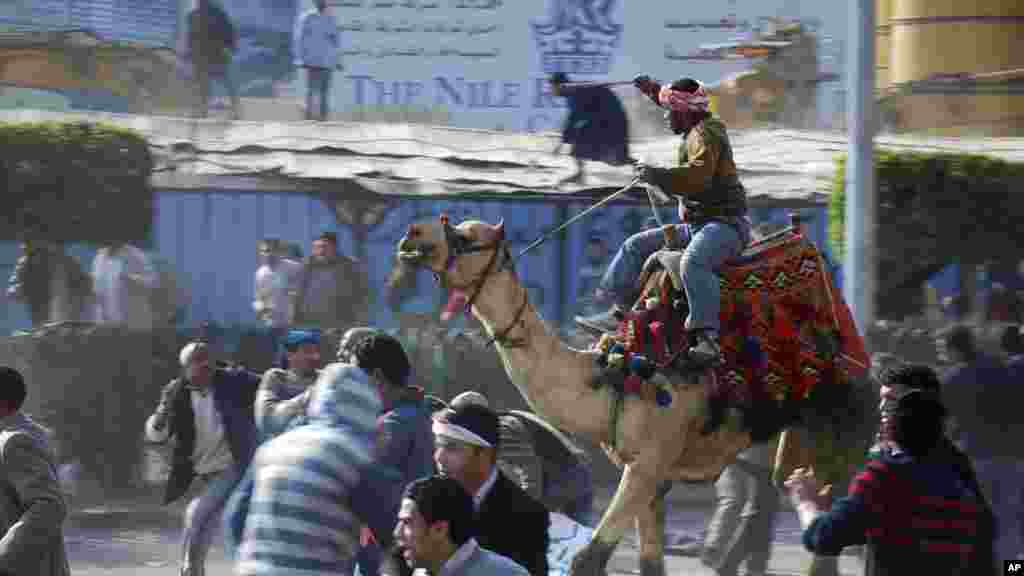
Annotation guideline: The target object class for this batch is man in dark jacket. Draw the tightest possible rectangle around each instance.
[550,72,631,186]
[144,341,259,576]
[787,385,995,575]
[291,231,369,331]
[7,239,92,326]
[450,391,595,527]
[433,403,550,576]
[187,0,240,119]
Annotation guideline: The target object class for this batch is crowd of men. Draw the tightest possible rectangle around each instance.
[142,327,560,576]
[0,323,1020,575]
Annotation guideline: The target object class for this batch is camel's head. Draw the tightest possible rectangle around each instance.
[396,215,507,288]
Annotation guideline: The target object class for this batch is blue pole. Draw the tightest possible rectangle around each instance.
[843,0,877,336]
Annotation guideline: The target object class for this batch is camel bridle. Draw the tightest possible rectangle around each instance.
[434,215,528,348]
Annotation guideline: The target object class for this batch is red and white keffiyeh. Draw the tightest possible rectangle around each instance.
[658,83,710,113]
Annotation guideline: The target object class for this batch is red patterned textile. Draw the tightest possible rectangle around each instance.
[620,228,868,408]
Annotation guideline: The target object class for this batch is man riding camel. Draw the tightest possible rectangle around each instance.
[575,75,750,367]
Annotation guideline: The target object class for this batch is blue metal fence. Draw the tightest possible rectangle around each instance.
[1,188,854,339]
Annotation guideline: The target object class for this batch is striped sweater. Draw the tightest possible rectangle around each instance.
[236,364,394,576]
[803,450,992,576]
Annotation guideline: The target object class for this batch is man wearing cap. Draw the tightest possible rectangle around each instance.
[253,329,322,440]
[433,403,550,576]
[144,342,260,576]
[450,391,595,527]
[291,231,369,331]
[575,76,749,369]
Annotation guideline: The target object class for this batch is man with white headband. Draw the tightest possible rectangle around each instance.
[432,403,550,576]
[144,341,260,576]
[576,76,750,368]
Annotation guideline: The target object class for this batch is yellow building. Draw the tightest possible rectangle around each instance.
[878,0,1024,135]
[705,21,823,129]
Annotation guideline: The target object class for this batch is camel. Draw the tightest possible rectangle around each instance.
[396,216,875,576]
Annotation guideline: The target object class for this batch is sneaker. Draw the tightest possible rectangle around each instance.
[574,305,625,335]
[688,330,722,367]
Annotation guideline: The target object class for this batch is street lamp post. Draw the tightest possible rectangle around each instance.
[843,0,877,337]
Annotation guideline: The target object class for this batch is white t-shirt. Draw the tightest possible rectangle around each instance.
[190,389,234,475]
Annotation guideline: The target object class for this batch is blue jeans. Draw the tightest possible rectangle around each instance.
[598,221,748,332]
[305,66,332,120]
[181,466,243,576]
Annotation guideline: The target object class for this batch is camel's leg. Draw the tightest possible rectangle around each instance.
[635,480,672,576]
[570,463,662,576]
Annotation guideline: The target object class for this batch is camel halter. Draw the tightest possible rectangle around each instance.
[432,176,648,348]
[438,214,528,348]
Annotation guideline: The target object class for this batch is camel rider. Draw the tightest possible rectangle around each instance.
[575,76,750,367]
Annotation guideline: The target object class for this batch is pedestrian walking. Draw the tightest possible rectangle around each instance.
[549,72,632,186]
[185,0,240,119]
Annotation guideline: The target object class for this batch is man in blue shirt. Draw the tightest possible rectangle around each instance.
[293,0,340,120]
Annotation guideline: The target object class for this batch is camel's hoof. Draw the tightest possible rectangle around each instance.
[638,558,666,576]
[569,539,615,576]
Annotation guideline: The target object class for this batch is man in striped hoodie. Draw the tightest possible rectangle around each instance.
[234,364,399,575]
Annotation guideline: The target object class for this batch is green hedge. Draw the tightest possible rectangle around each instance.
[829,150,1024,316]
[0,121,154,243]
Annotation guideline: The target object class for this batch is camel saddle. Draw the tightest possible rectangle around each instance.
[612,225,869,411]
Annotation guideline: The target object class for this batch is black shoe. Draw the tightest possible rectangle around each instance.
[574,306,624,335]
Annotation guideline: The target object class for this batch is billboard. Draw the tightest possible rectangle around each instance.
[290,0,837,131]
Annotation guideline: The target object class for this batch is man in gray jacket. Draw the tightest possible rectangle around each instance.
[395,475,529,576]
[0,366,70,576]
[254,329,322,440]
[291,232,368,332]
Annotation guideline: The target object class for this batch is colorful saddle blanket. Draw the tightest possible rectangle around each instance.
[614,227,869,409]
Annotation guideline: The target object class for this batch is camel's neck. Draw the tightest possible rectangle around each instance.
[468,269,612,442]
